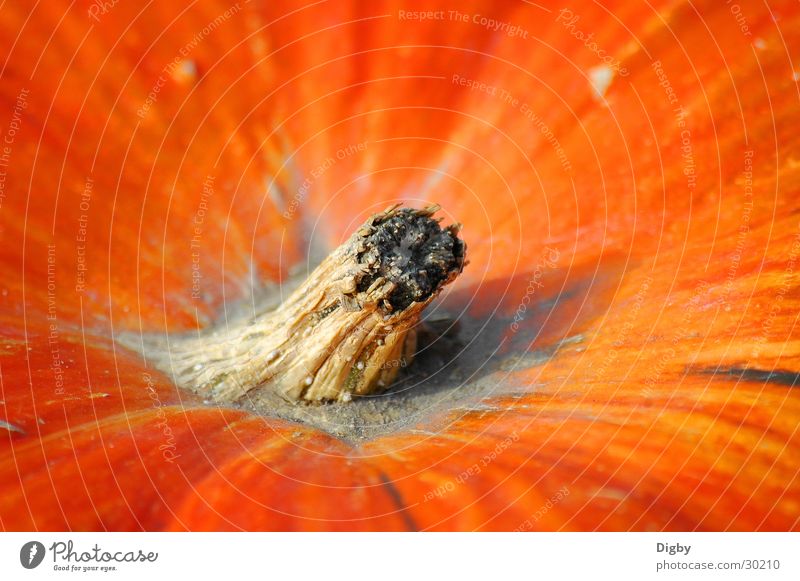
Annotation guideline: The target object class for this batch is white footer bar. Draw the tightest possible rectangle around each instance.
[1,532,797,580]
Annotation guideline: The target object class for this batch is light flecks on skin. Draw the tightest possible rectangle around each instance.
[0,420,25,435]
[589,65,614,100]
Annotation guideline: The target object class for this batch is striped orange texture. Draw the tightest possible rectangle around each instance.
[0,0,798,530]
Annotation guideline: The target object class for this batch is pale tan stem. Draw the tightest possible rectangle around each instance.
[136,205,466,404]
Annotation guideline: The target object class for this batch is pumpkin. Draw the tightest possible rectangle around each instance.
[1,0,798,531]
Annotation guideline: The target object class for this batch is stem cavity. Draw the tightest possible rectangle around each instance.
[138,205,466,404]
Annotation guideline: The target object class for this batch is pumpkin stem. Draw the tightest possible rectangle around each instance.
[134,205,466,403]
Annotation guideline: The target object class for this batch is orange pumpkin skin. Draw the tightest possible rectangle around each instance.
[1,0,799,530]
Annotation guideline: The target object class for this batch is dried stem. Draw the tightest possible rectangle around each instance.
[136,205,466,403]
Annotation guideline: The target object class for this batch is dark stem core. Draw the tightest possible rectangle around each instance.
[355,208,466,310]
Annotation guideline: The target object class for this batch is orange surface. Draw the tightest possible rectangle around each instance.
[0,0,798,530]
